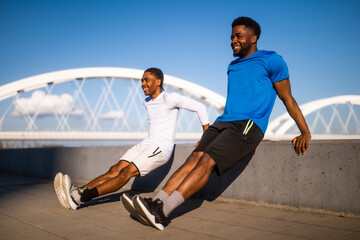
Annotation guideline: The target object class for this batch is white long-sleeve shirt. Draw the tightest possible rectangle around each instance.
[141,91,209,161]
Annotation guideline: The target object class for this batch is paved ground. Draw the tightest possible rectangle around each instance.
[0,173,359,240]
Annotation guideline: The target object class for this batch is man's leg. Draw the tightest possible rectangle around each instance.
[80,162,139,202]
[160,153,215,216]
[159,151,203,197]
[173,153,215,200]
[60,160,132,210]
[86,160,131,190]
[133,153,216,230]
[96,163,139,196]
[154,125,220,201]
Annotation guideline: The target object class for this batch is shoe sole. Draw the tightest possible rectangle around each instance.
[133,196,164,231]
[62,174,78,210]
[121,194,150,226]
[54,172,71,209]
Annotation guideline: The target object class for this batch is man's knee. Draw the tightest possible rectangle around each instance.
[118,163,139,179]
[181,151,203,169]
[197,153,216,172]
[191,151,203,158]
[187,151,203,164]
[107,165,120,178]
[107,161,129,177]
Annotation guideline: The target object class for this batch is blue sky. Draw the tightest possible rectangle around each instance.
[0,0,360,120]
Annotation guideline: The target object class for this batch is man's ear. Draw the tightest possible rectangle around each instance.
[156,79,161,87]
[251,35,257,44]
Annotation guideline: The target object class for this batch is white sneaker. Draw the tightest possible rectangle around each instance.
[62,174,80,210]
[121,193,149,226]
[54,172,71,209]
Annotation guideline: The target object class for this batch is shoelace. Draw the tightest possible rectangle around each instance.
[70,183,78,190]
[143,198,165,216]
[151,199,164,212]
[143,198,159,211]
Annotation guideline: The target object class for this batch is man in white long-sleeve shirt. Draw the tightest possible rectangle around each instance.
[54,67,210,211]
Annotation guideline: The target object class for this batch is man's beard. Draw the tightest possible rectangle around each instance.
[233,40,254,58]
[233,46,251,58]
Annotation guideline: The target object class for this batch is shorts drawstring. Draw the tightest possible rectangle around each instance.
[243,120,253,135]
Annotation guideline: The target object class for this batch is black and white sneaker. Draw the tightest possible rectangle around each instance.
[69,183,84,206]
[133,195,169,231]
[62,174,81,210]
[121,193,149,226]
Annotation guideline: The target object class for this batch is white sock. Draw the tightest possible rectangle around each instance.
[162,191,184,217]
[154,190,169,202]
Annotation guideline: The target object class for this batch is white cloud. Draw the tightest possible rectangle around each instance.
[12,90,85,117]
[98,110,125,119]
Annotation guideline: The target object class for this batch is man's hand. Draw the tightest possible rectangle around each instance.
[292,133,311,155]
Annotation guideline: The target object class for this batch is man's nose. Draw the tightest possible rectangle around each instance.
[231,37,238,44]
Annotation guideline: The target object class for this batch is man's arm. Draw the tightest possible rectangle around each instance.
[168,93,210,146]
[273,79,311,155]
[168,92,210,127]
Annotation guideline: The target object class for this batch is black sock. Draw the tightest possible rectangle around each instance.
[80,188,99,202]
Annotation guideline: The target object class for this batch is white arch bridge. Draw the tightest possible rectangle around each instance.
[0,67,359,143]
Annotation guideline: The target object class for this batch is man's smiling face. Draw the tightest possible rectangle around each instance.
[141,71,161,97]
[231,25,257,58]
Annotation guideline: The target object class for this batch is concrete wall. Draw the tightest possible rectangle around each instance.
[0,140,359,214]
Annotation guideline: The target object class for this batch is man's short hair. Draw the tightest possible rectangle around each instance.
[145,67,164,90]
[232,17,261,40]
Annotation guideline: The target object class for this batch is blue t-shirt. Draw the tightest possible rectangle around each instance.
[216,50,289,134]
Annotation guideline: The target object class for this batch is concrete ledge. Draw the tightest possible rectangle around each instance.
[0,140,359,214]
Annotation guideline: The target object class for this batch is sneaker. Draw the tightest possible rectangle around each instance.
[54,172,71,209]
[62,174,80,210]
[133,195,169,231]
[69,183,84,206]
[121,193,149,226]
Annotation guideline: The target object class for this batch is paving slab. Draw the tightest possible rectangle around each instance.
[0,173,359,240]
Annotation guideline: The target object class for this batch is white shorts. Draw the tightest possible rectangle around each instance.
[120,143,166,176]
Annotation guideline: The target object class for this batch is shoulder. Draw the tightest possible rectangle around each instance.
[164,92,181,101]
[164,91,191,107]
[258,50,287,69]
[261,50,286,62]
[256,50,282,60]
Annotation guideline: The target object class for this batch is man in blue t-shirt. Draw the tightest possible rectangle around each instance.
[125,16,311,230]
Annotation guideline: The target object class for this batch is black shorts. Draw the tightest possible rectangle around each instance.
[195,120,263,176]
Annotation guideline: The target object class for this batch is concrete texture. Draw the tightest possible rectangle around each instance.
[0,140,359,215]
[0,173,359,240]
